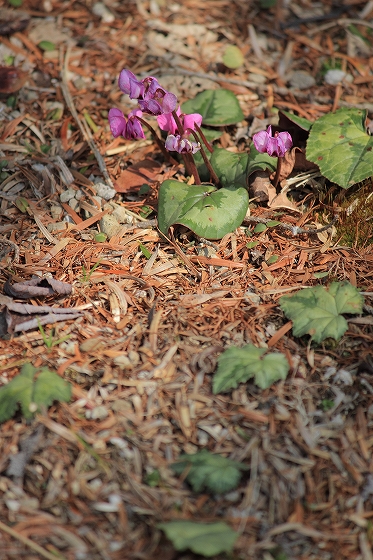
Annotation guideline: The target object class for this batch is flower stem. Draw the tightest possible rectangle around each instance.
[136,117,178,165]
[273,156,283,189]
[195,123,213,153]
[171,109,201,183]
[189,130,221,187]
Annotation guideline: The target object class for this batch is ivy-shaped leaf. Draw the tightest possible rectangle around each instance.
[171,449,248,494]
[306,108,373,189]
[182,89,244,126]
[210,148,249,188]
[157,180,249,240]
[158,521,238,557]
[0,363,72,422]
[279,281,364,343]
[213,344,289,393]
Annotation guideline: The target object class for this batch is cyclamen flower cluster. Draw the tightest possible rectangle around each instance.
[253,125,292,158]
[108,69,202,155]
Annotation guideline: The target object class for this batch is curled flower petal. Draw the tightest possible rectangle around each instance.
[157,109,179,135]
[253,128,270,153]
[165,134,200,154]
[126,113,145,139]
[118,69,144,99]
[161,92,178,114]
[108,108,126,137]
[183,112,203,132]
[157,107,203,135]
[278,131,293,152]
[252,125,292,158]
[165,134,179,152]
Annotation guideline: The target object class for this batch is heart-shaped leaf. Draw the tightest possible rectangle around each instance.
[306,108,373,189]
[278,110,313,132]
[247,145,277,175]
[182,89,244,126]
[210,148,249,187]
[158,180,249,240]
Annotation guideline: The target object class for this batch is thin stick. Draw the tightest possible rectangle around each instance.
[0,519,67,560]
[60,46,114,188]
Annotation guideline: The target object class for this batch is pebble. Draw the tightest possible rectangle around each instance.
[50,203,63,220]
[99,214,122,239]
[68,198,80,212]
[324,69,353,85]
[112,204,133,224]
[289,70,316,90]
[47,221,68,233]
[88,405,109,420]
[93,182,117,201]
[60,187,76,203]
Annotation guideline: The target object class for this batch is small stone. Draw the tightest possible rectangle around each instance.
[93,182,117,201]
[60,188,76,203]
[68,198,79,212]
[47,221,67,233]
[289,70,316,90]
[196,246,217,258]
[112,205,133,224]
[99,214,121,239]
[324,69,353,85]
[92,2,115,23]
[90,405,109,420]
[50,203,63,220]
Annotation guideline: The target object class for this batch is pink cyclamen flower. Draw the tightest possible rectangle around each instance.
[118,69,178,115]
[108,108,145,140]
[253,125,292,158]
[165,134,200,154]
[157,106,203,135]
[118,69,144,99]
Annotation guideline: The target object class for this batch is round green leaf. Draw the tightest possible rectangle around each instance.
[182,89,244,126]
[306,108,373,189]
[158,180,249,240]
[38,41,57,52]
[223,45,244,69]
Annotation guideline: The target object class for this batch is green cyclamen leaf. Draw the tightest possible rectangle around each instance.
[223,45,244,69]
[38,41,56,52]
[171,449,248,494]
[158,521,238,557]
[0,363,72,423]
[306,108,373,189]
[247,145,277,175]
[210,148,249,188]
[157,180,248,240]
[279,281,363,343]
[213,344,289,393]
[182,89,244,126]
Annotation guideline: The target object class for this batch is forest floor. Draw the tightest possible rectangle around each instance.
[1,0,373,559]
